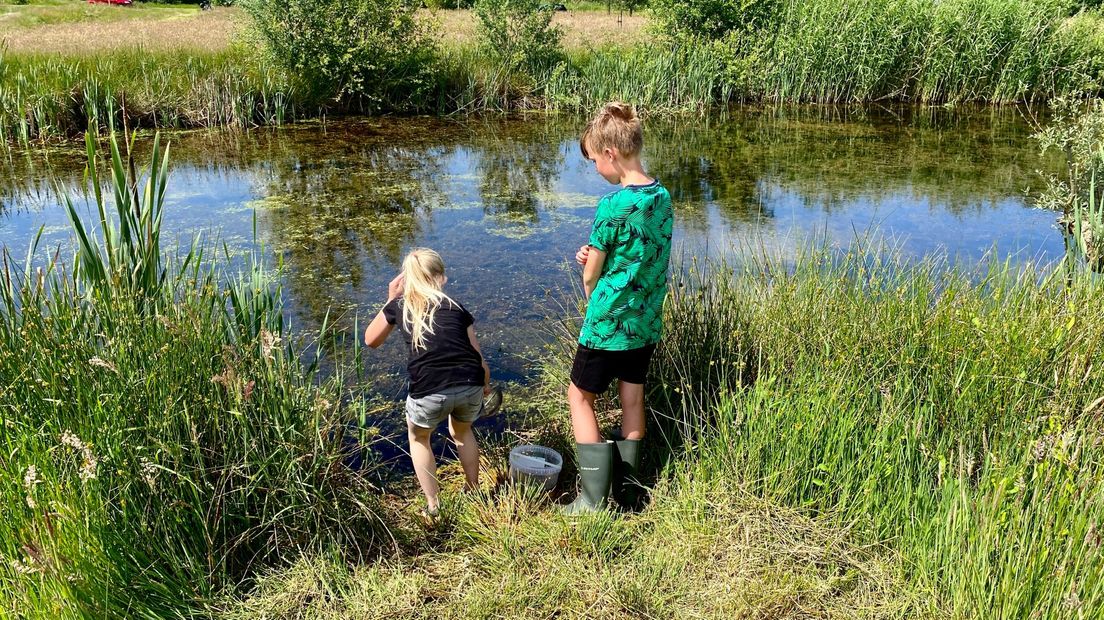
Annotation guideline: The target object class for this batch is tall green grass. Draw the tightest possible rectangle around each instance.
[7,0,1103,141]
[0,48,307,143]
[598,244,1104,616]
[667,0,1104,104]
[0,132,390,618]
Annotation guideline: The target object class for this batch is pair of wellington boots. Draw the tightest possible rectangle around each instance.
[561,434,642,515]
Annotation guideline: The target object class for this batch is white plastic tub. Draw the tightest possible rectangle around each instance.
[508,445,563,493]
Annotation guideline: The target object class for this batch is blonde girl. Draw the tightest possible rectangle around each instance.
[364,248,491,516]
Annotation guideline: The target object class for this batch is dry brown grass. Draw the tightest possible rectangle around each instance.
[0,6,647,55]
[0,7,244,54]
[430,8,649,49]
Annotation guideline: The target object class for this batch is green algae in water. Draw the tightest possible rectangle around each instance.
[484,210,588,240]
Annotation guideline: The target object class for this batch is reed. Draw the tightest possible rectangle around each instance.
[0,48,308,143]
[0,132,391,618]
[660,0,1104,104]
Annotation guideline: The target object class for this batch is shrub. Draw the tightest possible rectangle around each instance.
[649,0,778,41]
[1036,98,1104,270]
[473,0,564,82]
[243,0,437,110]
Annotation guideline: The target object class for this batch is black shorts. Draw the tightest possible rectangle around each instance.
[570,343,657,395]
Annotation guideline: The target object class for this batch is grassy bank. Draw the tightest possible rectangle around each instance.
[643,246,1104,616]
[2,1,1104,140]
[219,242,1104,619]
[0,134,391,617]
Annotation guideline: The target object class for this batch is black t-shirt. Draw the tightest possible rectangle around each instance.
[382,297,485,398]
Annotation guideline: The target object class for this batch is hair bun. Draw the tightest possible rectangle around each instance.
[604,102,636,121]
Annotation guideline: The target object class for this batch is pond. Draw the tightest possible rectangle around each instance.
[0,106,1064,395]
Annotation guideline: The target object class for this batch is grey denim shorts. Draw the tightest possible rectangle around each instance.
[406,384,484,429]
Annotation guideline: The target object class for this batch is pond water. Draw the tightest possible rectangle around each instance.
[0,107,1065,394]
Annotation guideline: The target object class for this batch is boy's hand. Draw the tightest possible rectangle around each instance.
[387,274,405,301]
[575,245,590,266]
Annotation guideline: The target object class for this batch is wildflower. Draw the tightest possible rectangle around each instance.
[10,557,41,575]
[1032,435,1056,461]
[88,357,118,374]
[139,458,158,487]
[60,430,98,482]
[1063,587,1082,611]
[23,465,40,509]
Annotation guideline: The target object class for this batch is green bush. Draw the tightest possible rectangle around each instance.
[473,0,564,83]
[1036,99,1104,270]
[424,0,474,8]
[649,0,777,41]
[243,0,437,110]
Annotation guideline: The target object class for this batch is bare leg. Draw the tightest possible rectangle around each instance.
[407,422,439,511]
[448,416,480,491]
[618,381,645,440]
[568,382,601,444]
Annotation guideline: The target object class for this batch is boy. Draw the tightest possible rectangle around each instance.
[564,102,673,514]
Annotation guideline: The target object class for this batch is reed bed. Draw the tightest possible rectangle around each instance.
[0,48,307,142]
[0,133,390,618]
[745,0,1104,104]
[4,1,1103,141]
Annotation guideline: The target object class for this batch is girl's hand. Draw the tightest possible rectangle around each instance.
[387,274,405,301]
[575,245,590,266]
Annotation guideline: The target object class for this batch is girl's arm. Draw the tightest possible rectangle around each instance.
[582,247,607,300]
[364,274,404,348]
[467,325,492,394]
[363,311,394,349]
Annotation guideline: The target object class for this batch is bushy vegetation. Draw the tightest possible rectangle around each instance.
[0,134,390,618]
[243,0,437,111]
[1037,98,1104,270]
[474,0,563,85]
[652,0,1104,103]
[3,0,1104,139]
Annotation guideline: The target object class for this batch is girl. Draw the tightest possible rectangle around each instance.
[364,248,491,517]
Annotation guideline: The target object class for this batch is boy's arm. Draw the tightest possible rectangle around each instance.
[467,325,492,394]
[582,247,607,300]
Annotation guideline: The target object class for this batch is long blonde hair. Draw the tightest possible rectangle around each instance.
[400,248,454,351]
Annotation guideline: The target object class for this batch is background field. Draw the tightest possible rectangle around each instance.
[0,4,647,53]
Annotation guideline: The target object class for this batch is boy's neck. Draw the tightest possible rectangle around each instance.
[616,158,653,188]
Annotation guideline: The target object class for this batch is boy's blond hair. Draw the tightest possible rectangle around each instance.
[580,102,643,159]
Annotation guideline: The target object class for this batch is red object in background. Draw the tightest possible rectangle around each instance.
[88,0,134,5]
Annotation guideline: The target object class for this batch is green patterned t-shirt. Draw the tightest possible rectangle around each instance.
[579,180,673,351]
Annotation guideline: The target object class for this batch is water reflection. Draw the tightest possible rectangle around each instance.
[0,107,1065,387]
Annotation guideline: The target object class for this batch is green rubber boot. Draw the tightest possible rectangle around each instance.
[561,441,614,515]
[612,434,643,511]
